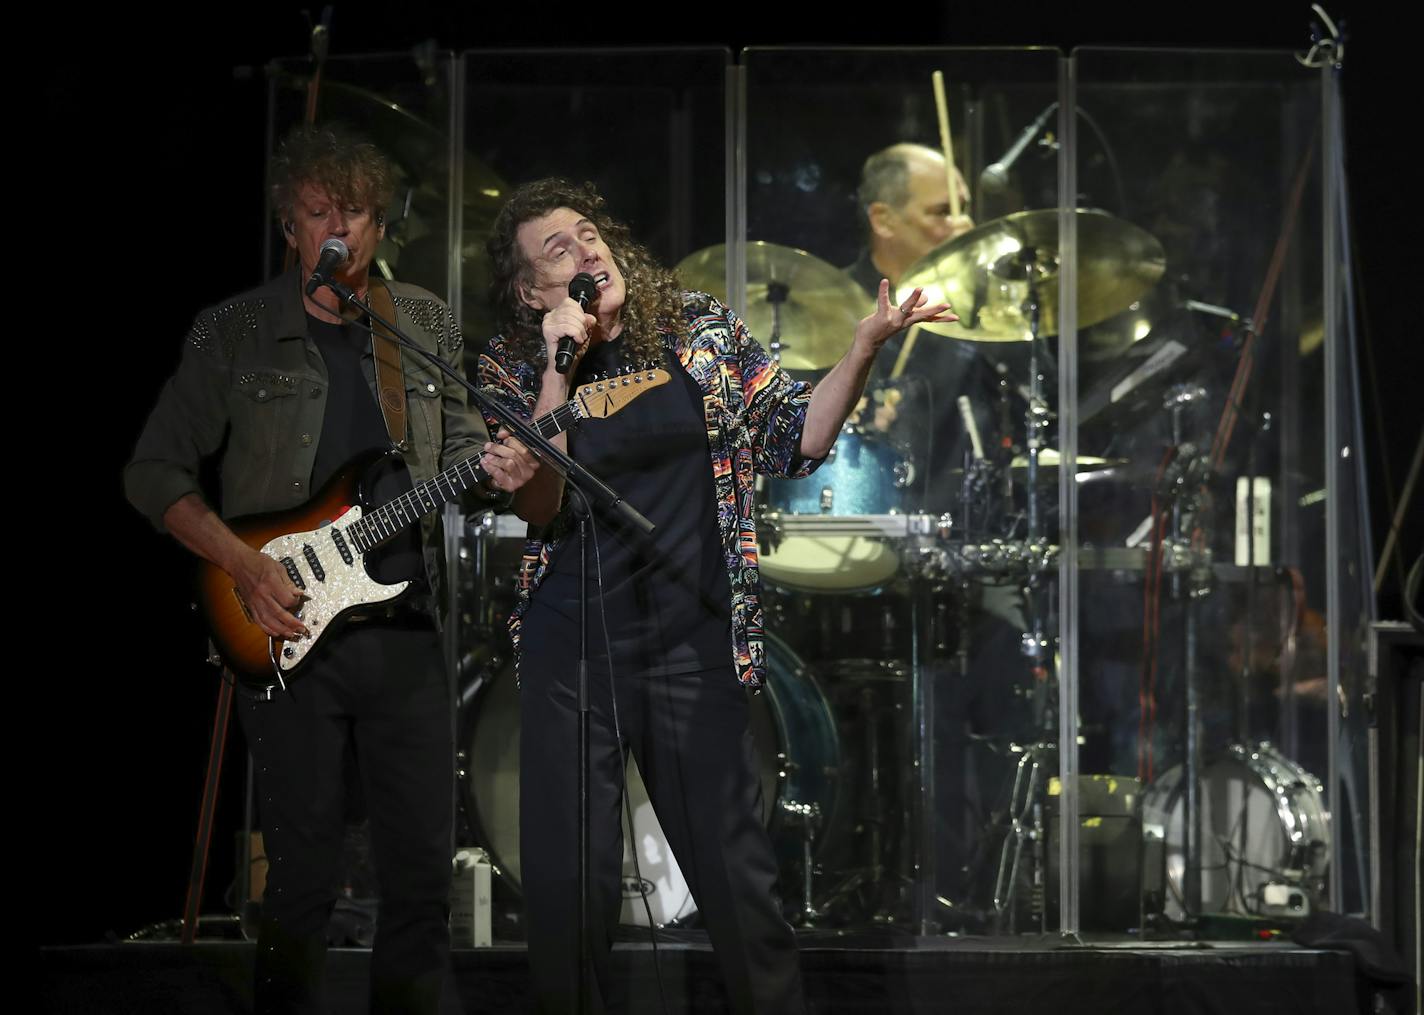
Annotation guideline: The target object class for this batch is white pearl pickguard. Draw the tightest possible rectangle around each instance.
[259,505,409,672]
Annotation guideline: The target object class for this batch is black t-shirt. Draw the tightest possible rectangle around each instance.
[307,314,425,589]
[521,337,732,677]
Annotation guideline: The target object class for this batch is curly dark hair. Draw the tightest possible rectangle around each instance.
[485,179,683,367]
[268,123,396,225]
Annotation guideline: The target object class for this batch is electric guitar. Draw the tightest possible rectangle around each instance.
[198,367,670,688]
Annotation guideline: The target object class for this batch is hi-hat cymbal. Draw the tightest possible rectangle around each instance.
[676,242,872,370]
[897,209,1166,343]
[1009,449,1116,470]
[953,449,1123,484]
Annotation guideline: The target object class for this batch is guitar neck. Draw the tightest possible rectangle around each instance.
[344,400,581,553]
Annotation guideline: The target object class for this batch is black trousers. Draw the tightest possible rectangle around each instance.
[237,622,453,1015]
[518,650,805,1015]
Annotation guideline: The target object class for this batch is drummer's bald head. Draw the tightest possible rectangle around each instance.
[856,143,944,227]
[269,124,395,226]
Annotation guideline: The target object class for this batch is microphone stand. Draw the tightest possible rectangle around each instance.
[318,276,652,1015]
[317,276,655,541]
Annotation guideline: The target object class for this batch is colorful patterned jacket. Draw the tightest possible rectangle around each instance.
[477,291,822,687]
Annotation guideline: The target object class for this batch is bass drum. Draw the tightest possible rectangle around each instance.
[760,424,910,593]
[461,634,841,927]
[1141,742,1329,920]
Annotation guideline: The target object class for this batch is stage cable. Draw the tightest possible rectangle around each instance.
[585,499,672,1015]
[1206,135,1319,475]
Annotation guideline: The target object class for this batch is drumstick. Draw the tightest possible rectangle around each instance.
[889,325,920,380]
[932,70,961,219]
[890,72,954,381]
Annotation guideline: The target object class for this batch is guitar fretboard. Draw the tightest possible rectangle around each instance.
[343,400,581,554]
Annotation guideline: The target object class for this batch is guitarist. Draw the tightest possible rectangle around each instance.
[124,125,537,1014]
[477,178,952,1014]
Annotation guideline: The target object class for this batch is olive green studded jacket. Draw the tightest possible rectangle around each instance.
[125,268,493,598]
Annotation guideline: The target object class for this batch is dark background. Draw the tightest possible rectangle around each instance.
[40,2,1417,947]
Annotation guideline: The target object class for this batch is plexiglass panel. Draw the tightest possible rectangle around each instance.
[1066,48,1369,932]
[742,47,1064,935]
[267,52,458,312]
[462,48,730,354]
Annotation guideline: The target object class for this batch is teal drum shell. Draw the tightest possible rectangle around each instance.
[760,425,909,592]
[765,423,906,515]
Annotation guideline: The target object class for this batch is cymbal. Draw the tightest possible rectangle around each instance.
[953,449,1123,485]
[313,82,508,223]
[897,209,1166,343]
[1009,449,1117,470]
[675,242,871,370]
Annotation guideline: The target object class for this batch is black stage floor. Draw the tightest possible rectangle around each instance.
[40,932,1369,1014]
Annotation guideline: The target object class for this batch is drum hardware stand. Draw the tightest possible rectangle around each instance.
[1235,407,1271,896]
[984,246,1062,934]
[860,683,889,910]
[762,516,954,930]
[813,677,915,926]
[908,559,941,933]
[765,279,790,363]
[993,361,1018,526]
[990,741,1048,931]
[879,600,901,659]
[1160,383,1212,922]
[778,799,823,926]
[987,589,1062,935]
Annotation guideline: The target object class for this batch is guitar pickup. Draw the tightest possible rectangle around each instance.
[301,544,326,583]
[280,556,307,590]
[329,527,354,566]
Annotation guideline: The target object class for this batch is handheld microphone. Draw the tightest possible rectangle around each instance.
[555,272,599,375]
[304,237,350,297]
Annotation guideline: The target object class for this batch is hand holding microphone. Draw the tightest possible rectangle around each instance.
[553,272,600,374]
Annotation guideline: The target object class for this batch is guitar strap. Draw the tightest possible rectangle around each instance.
[364,278,409,450]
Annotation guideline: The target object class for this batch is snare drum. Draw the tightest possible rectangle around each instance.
[760,424,911,592]
[1141,742,1329,919]
[461,634,841,927]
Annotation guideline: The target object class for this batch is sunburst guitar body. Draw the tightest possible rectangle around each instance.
[197,367,669,689]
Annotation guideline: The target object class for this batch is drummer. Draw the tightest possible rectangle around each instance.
[843,143,1006,514]
[845,143,975,300]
